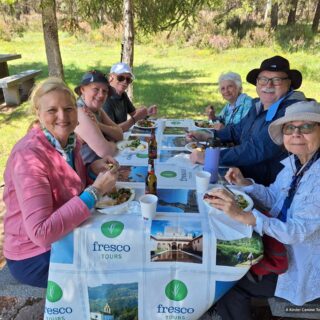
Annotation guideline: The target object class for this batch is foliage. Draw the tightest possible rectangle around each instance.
[242,27,273,47]
[275,24,316,52]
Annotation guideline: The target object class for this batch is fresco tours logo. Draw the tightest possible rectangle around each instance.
[160,170,177,178]
[45,281,73,316]
[157,280,195,315]
[93,221,131,260]
[165,280,188,301]
[101,221,124,238]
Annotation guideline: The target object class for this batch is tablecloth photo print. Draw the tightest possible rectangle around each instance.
[156,188,199,213]
[216,232,263,268]
[149,218,203,264]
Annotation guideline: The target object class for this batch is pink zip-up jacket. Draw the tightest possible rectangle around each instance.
[3,128,91,260]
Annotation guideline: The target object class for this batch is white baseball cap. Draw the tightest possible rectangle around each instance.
[110,62,135,79]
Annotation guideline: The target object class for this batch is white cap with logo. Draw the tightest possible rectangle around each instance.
[110,62,135,79]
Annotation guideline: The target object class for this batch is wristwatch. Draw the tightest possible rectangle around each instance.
[85,185,102,202]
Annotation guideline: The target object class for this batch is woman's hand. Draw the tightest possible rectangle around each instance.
[206,188,243,218]
[206,188,256,225]
[225,167,252,186]
[92,170,118,196]
[190,149,205,164]
[89,157,119,176]
[185,130,211,142]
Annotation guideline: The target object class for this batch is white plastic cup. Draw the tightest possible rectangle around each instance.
[139,194,158,220]
[195,171,211,193]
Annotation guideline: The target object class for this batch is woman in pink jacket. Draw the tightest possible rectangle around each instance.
[3,78,118,288]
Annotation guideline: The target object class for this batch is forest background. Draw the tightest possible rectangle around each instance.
[1,0,320,182]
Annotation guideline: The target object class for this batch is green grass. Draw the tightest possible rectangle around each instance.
[1,32,320,181]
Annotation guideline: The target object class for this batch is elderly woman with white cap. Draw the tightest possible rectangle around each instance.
[74,70,123,165]
[103,62,157,132]
[206,101,320,319]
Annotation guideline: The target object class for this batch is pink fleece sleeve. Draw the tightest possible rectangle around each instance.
[12,151,91,248]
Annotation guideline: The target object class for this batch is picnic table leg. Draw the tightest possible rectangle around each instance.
[20,79,35,101]
[0,62,9,78]
[0,62,9,103]
[2,87,21,106]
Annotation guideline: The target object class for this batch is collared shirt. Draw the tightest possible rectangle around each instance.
[218,93,252,125]
[243,156,320,305]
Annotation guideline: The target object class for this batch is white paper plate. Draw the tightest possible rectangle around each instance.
[117,140,148,153]
[96,188,135,214]
[134,120,157,130]
[203,186,253,213]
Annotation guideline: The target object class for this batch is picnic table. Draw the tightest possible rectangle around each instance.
[44,119,263,320]
[0,54,21,103]
[0,54,21,78]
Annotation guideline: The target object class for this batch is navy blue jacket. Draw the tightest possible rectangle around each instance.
[216,91,306,186]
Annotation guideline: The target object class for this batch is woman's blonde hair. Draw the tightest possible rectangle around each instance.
[30,77,76,115]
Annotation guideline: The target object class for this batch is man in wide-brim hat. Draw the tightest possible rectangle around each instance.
[189,55,307,186]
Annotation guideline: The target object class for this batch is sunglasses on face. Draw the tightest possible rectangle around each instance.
[116,75,133,84]
[282,123,319,135]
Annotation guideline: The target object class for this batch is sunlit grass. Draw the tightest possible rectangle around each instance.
[1,32,320,181]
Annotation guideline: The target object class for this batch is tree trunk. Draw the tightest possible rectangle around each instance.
[312,0,320,33]
[271,1,279,29]
[287,0,299,25]
[122,0,134,101]
[264,0,272,22]
[41,0,64,79]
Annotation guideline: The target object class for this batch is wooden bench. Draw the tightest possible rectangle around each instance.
[0,69,42,105]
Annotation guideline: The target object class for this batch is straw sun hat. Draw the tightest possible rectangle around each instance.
[268,100,320,145]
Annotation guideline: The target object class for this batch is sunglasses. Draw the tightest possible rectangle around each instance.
[282,123,319,135]
[116,75,133,84]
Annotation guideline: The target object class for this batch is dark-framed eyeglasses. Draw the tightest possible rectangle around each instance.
[282,122,319,135]
[116,75,133,84]
[257,76,289,86]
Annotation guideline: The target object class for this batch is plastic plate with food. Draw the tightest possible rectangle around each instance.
[194,120,216,129]
[135,119,157,129]
[185,141,206,152]
[96,187,135,214]
[202,186,253,213]
[117,139,148,153]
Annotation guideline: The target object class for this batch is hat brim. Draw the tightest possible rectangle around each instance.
[268,113,320,145]
[246,69,302,89]
[74,79,109,96]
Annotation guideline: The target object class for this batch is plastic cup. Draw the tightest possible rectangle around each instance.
[203,147,220,183]
[139,194,158,220]
[195,171,211,193]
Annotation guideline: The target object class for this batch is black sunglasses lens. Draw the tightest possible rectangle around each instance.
[117,75,132,83]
